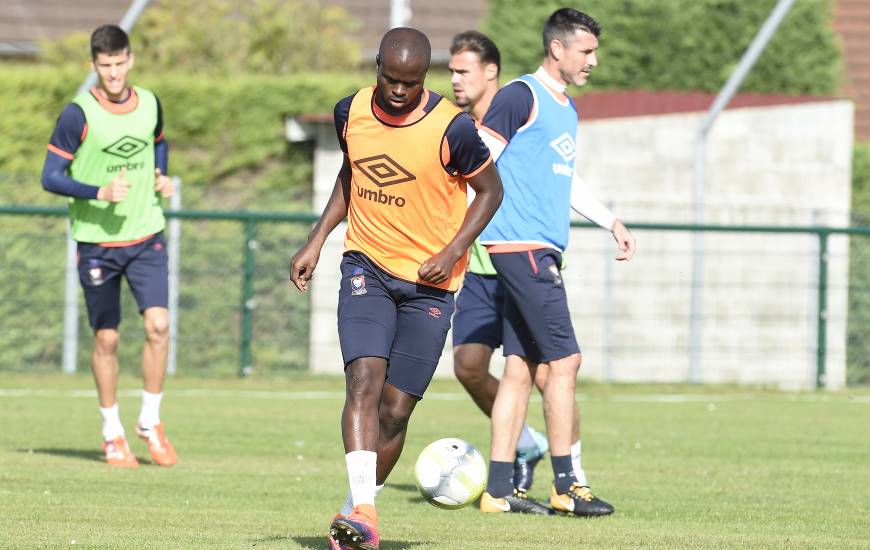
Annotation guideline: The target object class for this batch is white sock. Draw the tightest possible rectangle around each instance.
[517,424,535,449]
[340,483,384,515]
[99,403,124,441]
[571,440,589,486]
[138,390,163,429]
[345,450,377,508]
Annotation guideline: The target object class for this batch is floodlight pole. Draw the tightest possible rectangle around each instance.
[688,0,796,382]
[62,0,153,374]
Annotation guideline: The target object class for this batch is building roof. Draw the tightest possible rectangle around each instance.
[0,0,127,55]
[835,0,870,139]
[574,90,839,121]
[0,0,487,61]
[323,0,487,61]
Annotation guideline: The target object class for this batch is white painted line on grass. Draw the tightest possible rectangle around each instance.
[1,388,867,403]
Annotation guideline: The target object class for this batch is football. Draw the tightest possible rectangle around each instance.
[414,437,487,510]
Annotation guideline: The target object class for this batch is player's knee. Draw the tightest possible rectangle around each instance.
[453,358,485,386]
[345,361,385,403]
[94,329,119,354]
[379,402,412,438]
[502,364,533,387]
[144,314,169,342]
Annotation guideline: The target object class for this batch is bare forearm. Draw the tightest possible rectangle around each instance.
[450,189,501,254]
[307,161,351,246]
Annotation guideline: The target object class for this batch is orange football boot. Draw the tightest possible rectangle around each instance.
[329,504,379,550]
[102,436,139,468]
[135,423,177,467]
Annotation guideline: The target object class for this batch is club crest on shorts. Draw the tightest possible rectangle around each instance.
[429,307,442,318]
[350,268,367,296]
[87,259,104,286]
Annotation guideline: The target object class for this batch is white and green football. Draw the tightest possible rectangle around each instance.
[414,437,487,510]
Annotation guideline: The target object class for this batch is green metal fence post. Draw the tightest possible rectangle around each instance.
[240,219,257,377]
[816,229,829,389]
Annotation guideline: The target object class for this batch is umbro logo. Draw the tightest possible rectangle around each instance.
[353,154,416,188]
[549,132,576,163]
[103,136,147,159]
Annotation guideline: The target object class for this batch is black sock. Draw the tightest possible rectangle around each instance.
[551,454,577,493]
[486,460,514,498]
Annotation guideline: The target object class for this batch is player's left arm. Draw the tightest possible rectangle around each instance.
[418,113,503,284]
[153,96,174,198]
[570,173,636,261]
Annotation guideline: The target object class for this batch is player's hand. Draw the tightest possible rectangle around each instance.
[419,247,462,285]
[97,167,130,202]
[289,243,321,292]
[611,219,636,261]
[154,168,174,198]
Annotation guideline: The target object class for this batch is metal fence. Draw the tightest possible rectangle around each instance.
[1,205,868,385]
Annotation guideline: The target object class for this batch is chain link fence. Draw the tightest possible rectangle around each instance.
[1,206,868,384]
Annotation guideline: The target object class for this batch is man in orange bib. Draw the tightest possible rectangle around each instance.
[289,27,502,550]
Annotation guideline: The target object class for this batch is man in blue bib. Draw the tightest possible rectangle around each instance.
[477,8,635,517]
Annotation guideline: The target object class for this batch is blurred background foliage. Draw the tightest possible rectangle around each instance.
[485,0,841,95]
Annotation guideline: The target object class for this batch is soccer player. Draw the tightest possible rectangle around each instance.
[476,9,635,517]
[40,25,177,468]
[449,30,624,501]
[289,28,502,549]
[450,31,550,493]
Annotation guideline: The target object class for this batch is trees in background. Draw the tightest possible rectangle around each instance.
[485,0,840,95]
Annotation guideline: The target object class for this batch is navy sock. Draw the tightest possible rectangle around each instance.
[551,454,577,493]
[486,460,514,498]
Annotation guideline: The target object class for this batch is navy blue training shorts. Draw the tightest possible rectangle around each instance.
[337,251,455,399]
[452,272,504,349]
[490,249,579,364]
[77,233,169,330]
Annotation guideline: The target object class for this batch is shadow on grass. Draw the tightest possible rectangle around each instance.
[289,536,426,549]
[387,483,419,494]
[17,447,152,466]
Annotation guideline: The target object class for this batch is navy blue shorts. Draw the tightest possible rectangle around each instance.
[490,249,579,364]
[77,233,169,331]
[337,252,455,399]
[452,272,504,349]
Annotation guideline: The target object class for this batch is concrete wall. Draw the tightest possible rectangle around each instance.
[306,100,854,390]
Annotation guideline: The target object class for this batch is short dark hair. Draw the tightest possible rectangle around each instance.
[542,8,601,56]
[450,31,501,75]
[90,25,130,59]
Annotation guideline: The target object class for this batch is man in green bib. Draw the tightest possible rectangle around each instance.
[41,25,177,468]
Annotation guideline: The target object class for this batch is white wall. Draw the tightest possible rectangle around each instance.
[306,100,854,390]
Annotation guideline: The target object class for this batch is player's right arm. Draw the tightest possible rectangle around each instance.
[289,157,351,292]
[41,104,130,202]
[289,95,355,293]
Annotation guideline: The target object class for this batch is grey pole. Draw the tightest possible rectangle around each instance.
[390,0,411,28]
[62,0,154,374]
[603,202,615,382]
[688,0,796,382]
[167,177,182,375]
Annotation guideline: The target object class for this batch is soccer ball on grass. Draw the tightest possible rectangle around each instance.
[414,438,487,509]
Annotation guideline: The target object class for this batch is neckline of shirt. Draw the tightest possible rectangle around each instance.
[534,67,567,94]
[370,88,432,127]
[89,86,139,115]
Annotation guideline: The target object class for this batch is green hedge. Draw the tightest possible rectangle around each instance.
[848,143,870,384]
[0,64,454,207]
[485,0,840,94]
[0,66,354,206]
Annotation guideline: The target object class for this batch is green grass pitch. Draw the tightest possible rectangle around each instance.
[1,372,868,549]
